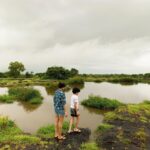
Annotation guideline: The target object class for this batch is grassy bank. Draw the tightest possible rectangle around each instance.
[0,87,43,104]
[81,95,124,110]
[0,116,91,150]
[96,101,150,150]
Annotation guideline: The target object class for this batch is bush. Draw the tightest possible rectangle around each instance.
[8,87,43,104]
[0,95,15,103]
[81,95,124,110]
[0,116,15,129]
[68,77,84,85]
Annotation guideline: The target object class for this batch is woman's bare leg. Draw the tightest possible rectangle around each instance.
[54,115,59,137]
[58,116,64,138]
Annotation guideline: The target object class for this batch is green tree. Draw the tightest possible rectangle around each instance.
[8,61,25,78]
[70,68,79,77]
[46,66,70,79]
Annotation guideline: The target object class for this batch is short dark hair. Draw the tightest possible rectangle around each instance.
[58,82,66,88]
[72,87,80,94]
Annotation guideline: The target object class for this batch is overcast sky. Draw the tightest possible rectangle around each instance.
[0,0,150,74]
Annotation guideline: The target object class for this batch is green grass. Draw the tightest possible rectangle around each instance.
[96,123,114,132]
[80,142,99,150]
[96,103,150,149]
[68,77,84,85]
[0,116,40,144]
[37,121,70,138]
[8,87,43,104]
[81,95,124,110]
[0,95,15,103]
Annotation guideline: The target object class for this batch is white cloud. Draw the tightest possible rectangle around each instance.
[0,0,150,73]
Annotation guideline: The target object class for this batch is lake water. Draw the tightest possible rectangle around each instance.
[0,82,150,137]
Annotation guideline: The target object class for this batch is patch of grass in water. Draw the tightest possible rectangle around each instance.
[8,87,43,104]
[0,95,15,103]
[81,95,124,110]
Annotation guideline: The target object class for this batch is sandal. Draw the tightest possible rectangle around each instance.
[57,136,66,140]
[54,136,58,139]
[74,128,81,133]
[68,130,73,134]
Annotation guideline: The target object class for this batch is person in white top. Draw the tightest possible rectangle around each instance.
[68,87,81,133]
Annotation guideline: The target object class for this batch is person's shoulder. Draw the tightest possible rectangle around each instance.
[72,94,78,99]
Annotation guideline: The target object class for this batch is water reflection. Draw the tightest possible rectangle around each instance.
[0,82,150,135]
[17,101,41,112]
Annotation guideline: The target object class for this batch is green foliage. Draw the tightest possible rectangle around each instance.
[8,61,25,78]
[13,135,40,144]
[30,97,43,104]
[97,123,114,132]
[68,77,84,85]
[37,121,69,138]
[8,87,43,104]
[46,66,79,79]
[0,116,15,129]
[81,95,124,110]
[37,124,55,138]
[80,142,99,150]
[109,77,138,84]
[0,116,40,145]
[46,66,71,79]
[0,95,15,103]
[70,68,79,77]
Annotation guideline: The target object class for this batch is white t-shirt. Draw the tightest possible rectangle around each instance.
[70,94,79,109]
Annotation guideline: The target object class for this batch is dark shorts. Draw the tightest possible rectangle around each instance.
[55,108,65,116]
[70,108,79,117]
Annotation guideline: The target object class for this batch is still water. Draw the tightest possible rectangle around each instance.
[0,82,150,135]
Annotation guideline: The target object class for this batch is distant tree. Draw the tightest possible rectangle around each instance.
[46,66,70,79]
[25,71,34,78]
[70,68,79,77]
[0,72,4,78]
[8,61,25,78]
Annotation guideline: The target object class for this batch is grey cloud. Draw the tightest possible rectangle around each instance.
[0,0,150,73]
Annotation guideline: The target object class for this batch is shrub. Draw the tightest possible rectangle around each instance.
[8,87,43,104]
[81,95,124,110]
[68,77,84,85]
[0,95,15,103]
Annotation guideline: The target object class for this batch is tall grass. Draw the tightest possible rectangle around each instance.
[81,95,124,110]
[3,87,43,104]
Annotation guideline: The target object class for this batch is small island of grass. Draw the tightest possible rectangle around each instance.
[81,95,124,110]
[0,87,43,104]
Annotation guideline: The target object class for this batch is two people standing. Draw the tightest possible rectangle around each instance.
[53,83,81,140]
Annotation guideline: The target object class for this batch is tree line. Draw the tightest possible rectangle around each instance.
[0,61,79,79]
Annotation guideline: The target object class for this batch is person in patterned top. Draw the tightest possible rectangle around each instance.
[53,82,68,140]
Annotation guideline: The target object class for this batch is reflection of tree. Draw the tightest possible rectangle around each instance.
[45,85,71,95]
[69,83,85,90]
[46,83,85,95]
[82,105,107,115]
[18,101,41,112]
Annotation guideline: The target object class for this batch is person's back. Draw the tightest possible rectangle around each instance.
[54,89,66,114]
[68,87,81,133]
[53,83,68,140]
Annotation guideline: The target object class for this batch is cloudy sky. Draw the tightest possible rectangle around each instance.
[0,0,150,74]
